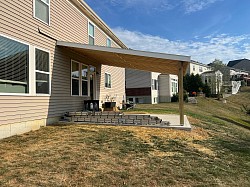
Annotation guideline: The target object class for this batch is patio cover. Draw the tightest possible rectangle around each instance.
[56,41,191,125]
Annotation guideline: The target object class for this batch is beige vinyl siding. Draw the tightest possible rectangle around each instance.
[111,42,120,48]
[0,0,124,127]
[95,28,107,46]
[0,47,101,126]
[0,0,88,45]
[99,65,125,108]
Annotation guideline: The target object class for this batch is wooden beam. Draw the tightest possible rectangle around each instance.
[178,62,184,125]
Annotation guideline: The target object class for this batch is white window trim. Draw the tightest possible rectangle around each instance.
[88,21,95,45]
[0,34,32,96]
[34,47,51,96]
[105,72,111,89]
[33,0,51,26]
[71,60,90,97]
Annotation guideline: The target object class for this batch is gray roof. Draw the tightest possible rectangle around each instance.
[227,59,250,72]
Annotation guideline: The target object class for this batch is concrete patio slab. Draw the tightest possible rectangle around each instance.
[155,114,191,131]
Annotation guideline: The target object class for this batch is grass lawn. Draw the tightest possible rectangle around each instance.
[0,89,250,186]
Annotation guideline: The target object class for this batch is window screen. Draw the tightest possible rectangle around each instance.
[35,0,50,24]
[88,23,94,45]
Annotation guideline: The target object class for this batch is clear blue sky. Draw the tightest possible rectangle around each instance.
[84,0,250,64]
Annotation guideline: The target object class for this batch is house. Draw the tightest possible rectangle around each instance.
[227,59,250,72]
[0,0,190,139]
[158,74,178,102]
[125,70,178,104]
[187,60,212,75]
[201,70,223,95]
[125,60,210,104]
[229,68,249,88]
[125,69,160,104]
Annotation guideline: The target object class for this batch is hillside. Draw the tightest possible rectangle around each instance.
[0,88,249,186]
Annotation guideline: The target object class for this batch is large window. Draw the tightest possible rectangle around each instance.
[88,22,95,45]
[71,61,90,96]
[71,61,80,96]
[34,0,50,24]
[35,48,50,94]
[105,73,111,88]
[0,35,29,94]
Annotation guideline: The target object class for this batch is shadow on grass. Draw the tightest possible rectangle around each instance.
[214,115,250,130]
[242,119,250,125]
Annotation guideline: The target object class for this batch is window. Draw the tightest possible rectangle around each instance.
[71,61,91,96]
[88,22,94,45]
[35,48,50,94]
[154,97,158,103]
[171,79,178,93]
[82,64,88,96]
[199,66,203,72]
[107,38,111,47]
[0,35,29,94]
[152,79,158,90]
[193,65,195,71]
[71,61,80,95]
[34,0,50,24]
[105,73,111,88]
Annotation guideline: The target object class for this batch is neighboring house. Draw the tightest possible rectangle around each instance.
[125,60,210,104]
[125,70,178,104]
[227,59,250,72]
[158,74,178,103]
[0,0,190,139]
[228,68,249,90]
[187,60,212,75]
[201,70,223,95]
[125,69,160,104]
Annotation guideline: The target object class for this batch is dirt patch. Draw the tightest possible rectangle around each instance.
[188,116,202,125]
[187,142,216,156]
[150,150,183,157]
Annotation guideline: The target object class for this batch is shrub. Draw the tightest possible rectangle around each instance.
[171,93,188,102]
[171,94,179,102]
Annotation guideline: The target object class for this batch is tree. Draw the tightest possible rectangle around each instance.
[209,59,230,82]
[184,73,210,96]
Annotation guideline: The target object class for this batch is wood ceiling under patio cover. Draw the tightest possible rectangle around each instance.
[57,41,190,75]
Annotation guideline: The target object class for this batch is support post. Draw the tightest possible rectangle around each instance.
[178,62,184,125]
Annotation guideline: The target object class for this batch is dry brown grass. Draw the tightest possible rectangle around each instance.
[0,90,250,186]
